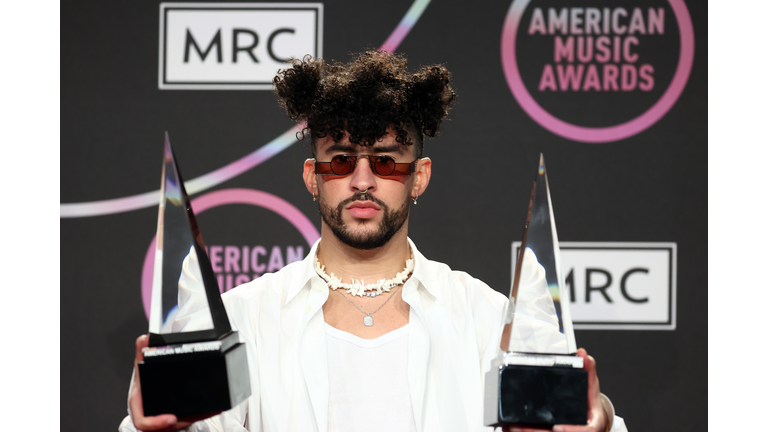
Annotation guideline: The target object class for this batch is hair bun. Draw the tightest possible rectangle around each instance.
[409,65,457,138]
[273,55,323,121]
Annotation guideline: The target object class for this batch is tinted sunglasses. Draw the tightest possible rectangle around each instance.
[315,154,417,177]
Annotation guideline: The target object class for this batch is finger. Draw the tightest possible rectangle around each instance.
[133,414,179,431]
[551,400,605,432]
[552,425,594,432]
[574,348,607,431]
[129,378,181,432]
[136,334,149,362]
[576,348,600,402]
[576,347,590,369]
[506,427,551,432]
[177,410,223,424]
[130,335,148,417]
[133,334,149,392]
[130,334,183,431]
[136,411,220,431]
[131,335,148,415]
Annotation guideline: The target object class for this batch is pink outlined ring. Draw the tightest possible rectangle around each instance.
[140,188,320,319]
[501,0,695,143]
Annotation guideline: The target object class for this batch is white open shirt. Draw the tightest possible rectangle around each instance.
[120,239,626,432]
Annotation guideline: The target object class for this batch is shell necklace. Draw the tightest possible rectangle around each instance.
[313,253,414,298]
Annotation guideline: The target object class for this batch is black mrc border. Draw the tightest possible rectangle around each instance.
[162,6,321,86]
[512,244,675,327]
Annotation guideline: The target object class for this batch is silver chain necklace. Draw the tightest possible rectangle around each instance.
[335,285,402,327]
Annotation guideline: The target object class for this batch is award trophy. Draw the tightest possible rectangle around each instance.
[139,133,251,417]
[484,154,588,428]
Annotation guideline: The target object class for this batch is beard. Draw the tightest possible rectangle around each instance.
[318,191,409,250]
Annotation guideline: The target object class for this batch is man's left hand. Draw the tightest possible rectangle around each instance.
[502,348,611,432]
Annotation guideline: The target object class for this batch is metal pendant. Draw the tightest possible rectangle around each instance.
[363,315,373,326]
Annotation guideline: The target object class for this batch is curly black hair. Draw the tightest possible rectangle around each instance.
[273,50,456,157]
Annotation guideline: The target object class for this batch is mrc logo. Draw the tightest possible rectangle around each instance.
[159,2,323,90]
[513,241,677,330]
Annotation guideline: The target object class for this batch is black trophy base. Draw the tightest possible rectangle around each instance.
[485,359,588,428]
[139,331,251,418]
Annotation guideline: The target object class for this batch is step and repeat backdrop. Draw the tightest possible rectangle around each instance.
[61,0,706,430]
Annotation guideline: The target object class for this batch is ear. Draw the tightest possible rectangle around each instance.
[303,159,318,197]
[411,157,431,198]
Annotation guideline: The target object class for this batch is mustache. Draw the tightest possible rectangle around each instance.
[338,191,385,209]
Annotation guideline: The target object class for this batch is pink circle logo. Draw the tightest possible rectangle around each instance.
[501,0,695,143]
[140,188,320,319]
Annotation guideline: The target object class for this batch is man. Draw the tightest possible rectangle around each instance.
[121,51,627,432]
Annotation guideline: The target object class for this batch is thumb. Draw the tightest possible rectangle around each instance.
[135,334,149,364]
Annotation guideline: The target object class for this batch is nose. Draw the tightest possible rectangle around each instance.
[349,156,376,193]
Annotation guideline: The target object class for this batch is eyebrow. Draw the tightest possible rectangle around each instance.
[326,143,356,153]
[325,143,405,154]
[371,145,405,154]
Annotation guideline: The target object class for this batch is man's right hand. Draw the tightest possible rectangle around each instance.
[129,335,212,431]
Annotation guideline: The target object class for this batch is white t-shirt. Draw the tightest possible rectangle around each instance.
[326,323,417,432]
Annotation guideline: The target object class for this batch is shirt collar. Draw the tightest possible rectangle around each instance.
[406,237,442,301]
[285,239,324,305]
[284,237,442,305]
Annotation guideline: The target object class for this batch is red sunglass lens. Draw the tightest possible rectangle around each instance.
[330,155,354,175]
[373,156,396,175]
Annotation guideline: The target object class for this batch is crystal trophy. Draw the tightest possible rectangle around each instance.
[138,133,251,417]
[484,154,588,428]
